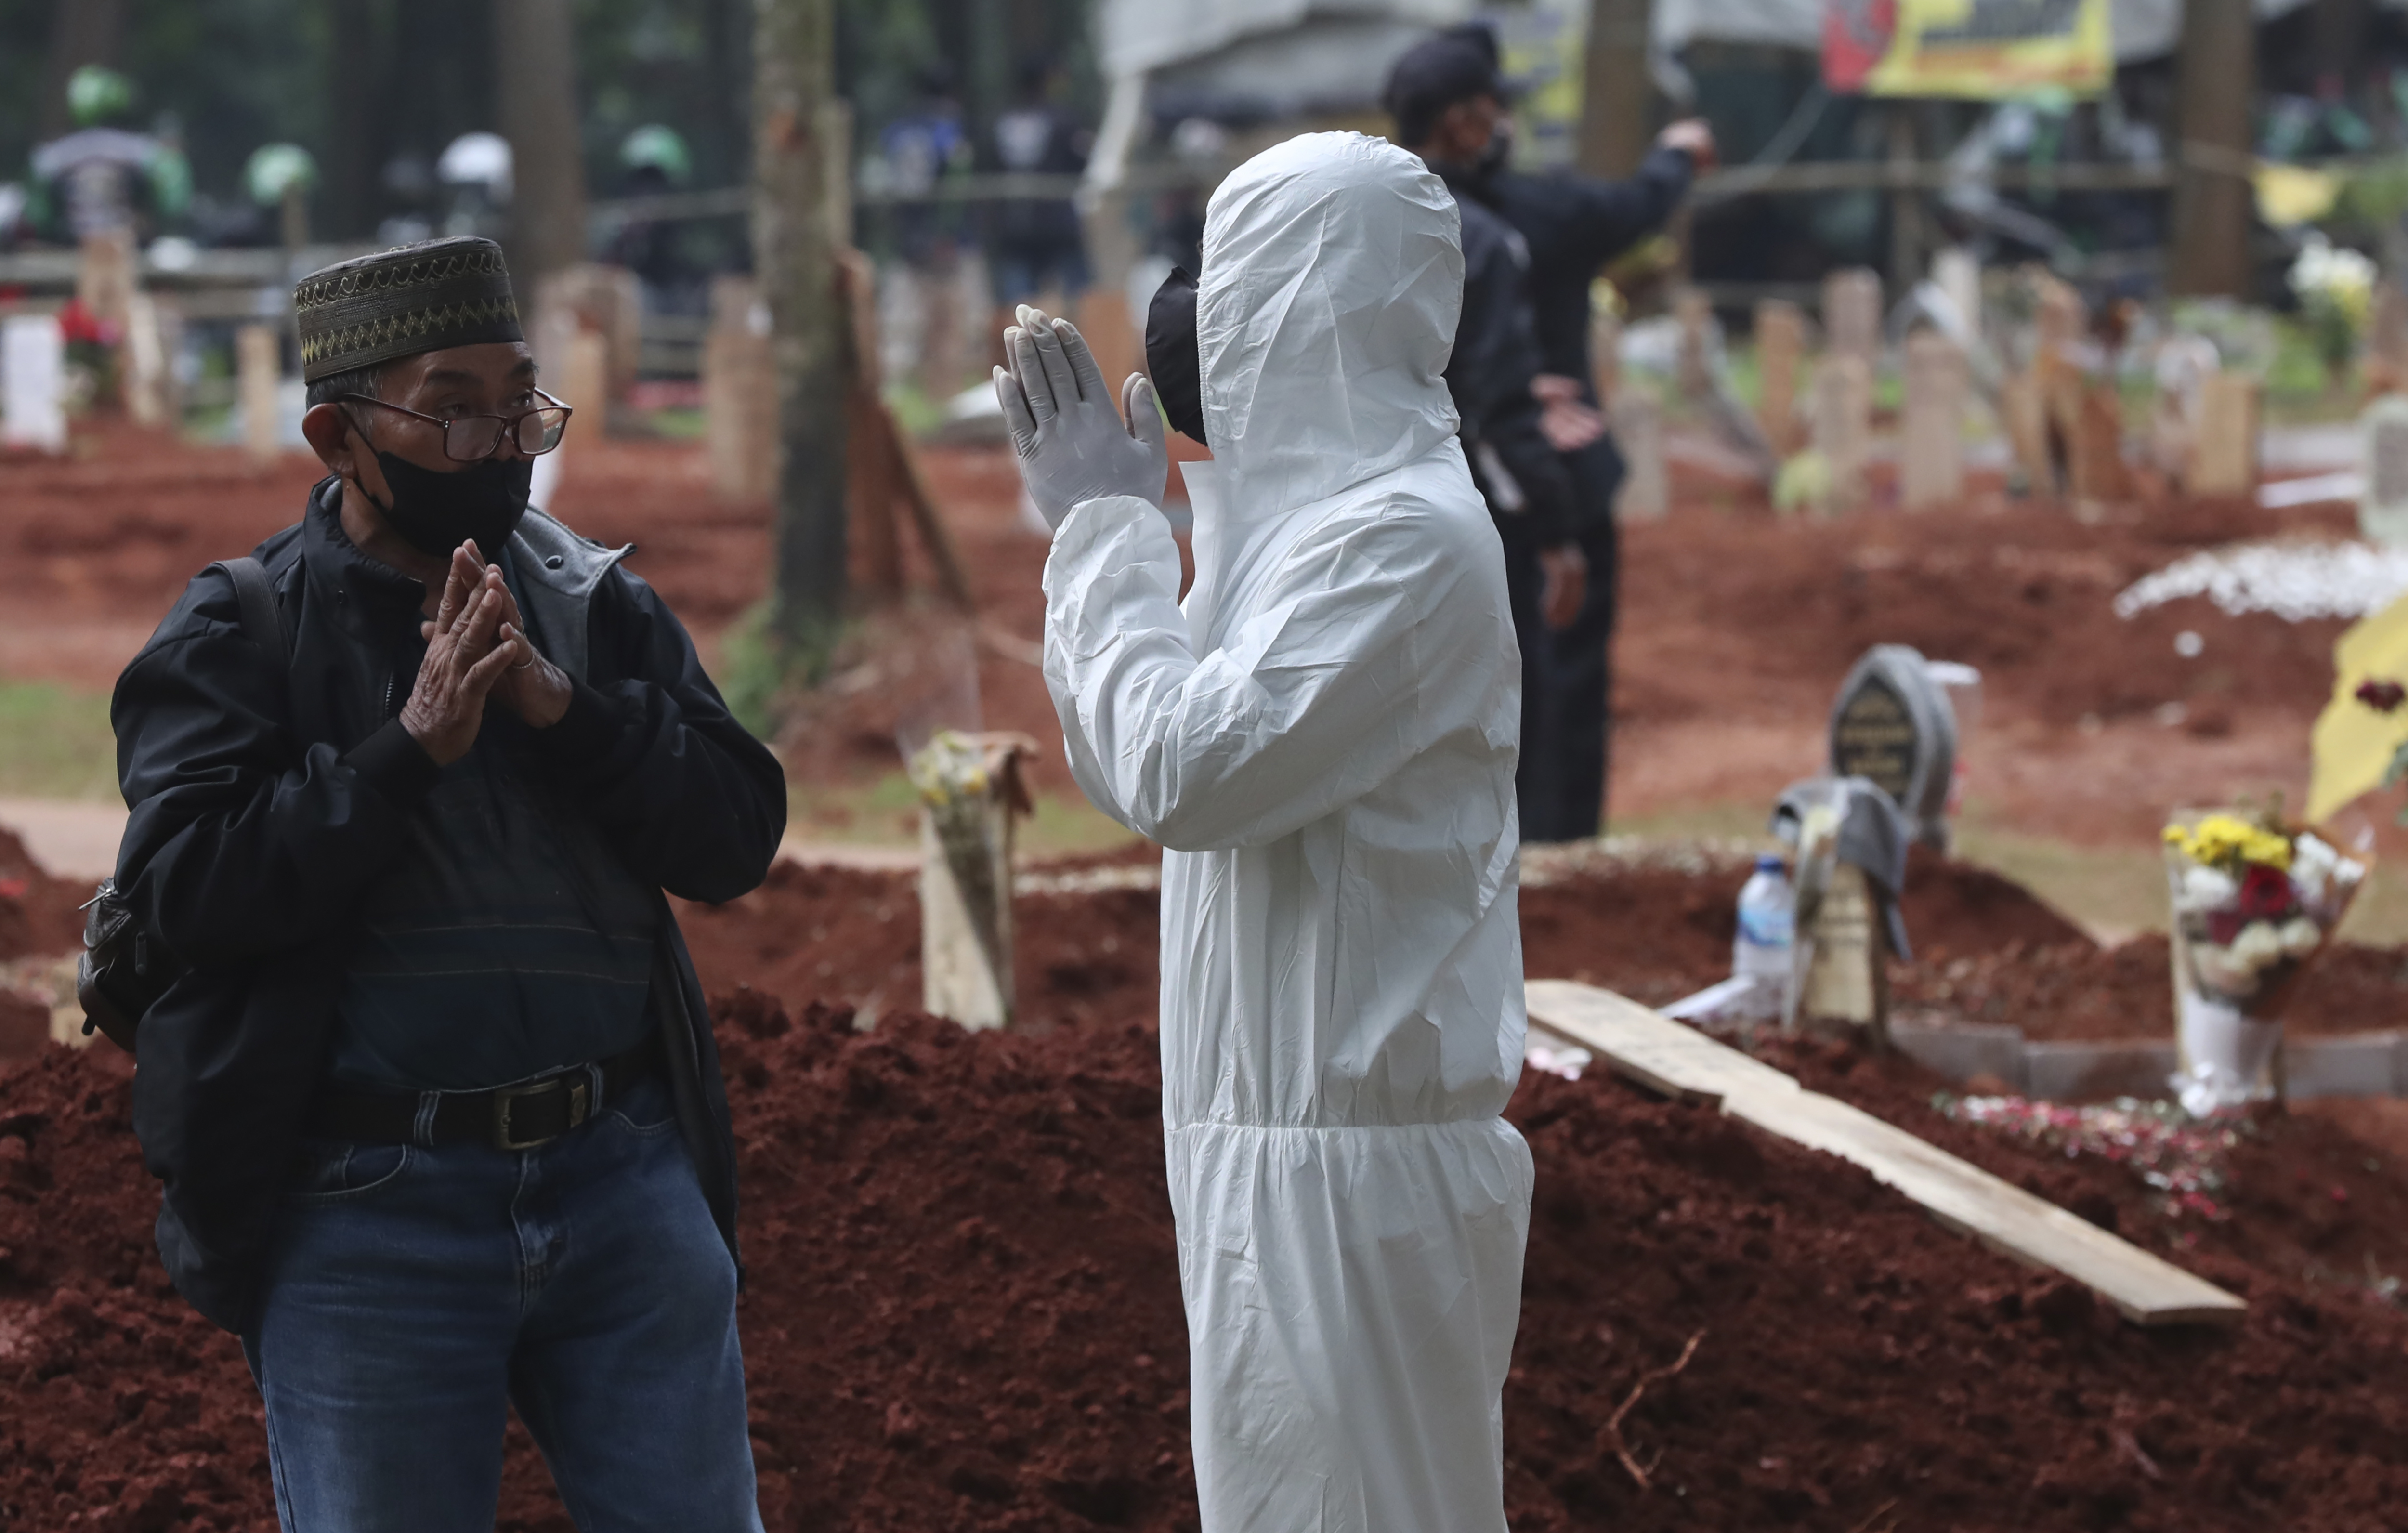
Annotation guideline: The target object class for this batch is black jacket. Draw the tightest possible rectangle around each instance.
[1439,171,1577,548]
[112,480,786,1332]
[1487,146,1696,398]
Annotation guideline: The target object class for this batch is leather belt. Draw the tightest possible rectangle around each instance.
[305,1038,660,1152]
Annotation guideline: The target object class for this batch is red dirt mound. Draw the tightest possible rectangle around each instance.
[9,999,2408,1531]
[1897,933,2408,1042]
[0,825,89,962]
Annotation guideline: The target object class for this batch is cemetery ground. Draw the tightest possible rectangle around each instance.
[7,420,2408,1527]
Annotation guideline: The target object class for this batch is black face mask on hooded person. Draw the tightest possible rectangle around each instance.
[1145,265,1208,446]
[1475,114,1514,178]
[356,434,534,560]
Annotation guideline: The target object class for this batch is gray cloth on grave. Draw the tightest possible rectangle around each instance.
[1772,775,1914,963]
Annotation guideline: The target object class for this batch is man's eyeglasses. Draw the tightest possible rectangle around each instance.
[341,389,574,462]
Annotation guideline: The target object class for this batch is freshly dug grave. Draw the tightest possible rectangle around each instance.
[8,997,2408,1533]
[0,826,88,963]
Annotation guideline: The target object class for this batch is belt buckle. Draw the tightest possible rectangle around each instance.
[492,1074,591,1152]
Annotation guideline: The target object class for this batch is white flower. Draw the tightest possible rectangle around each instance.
[2290,834,2337,904]
[2190,942,2256,995]
[2290,234,2375,304]
[2176,864,2238,913]
[2280,917,2324,958]
[2232,921,2287,971]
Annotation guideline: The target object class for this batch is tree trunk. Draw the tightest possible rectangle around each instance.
[2168,0,2255,299]
[493,0,590,285]
[755,0,851,648]
[39,0,128,140]
[1578,0,1653,177]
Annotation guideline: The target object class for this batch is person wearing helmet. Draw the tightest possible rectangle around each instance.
[607,125,702,309]
[27,65,190,243]
[996,133,1532,1533]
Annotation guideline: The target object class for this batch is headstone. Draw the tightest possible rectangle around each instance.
[915,734,1033,1030]
[1673,286,1713,399]
[1810,354,1871,513]
[1754,299,1804,455]
[2149,333,2220,484]
[2188,372,2259,498]
[2033,272,2085,356]
[1821,267,1881,366]
[2067,377,2132,509]
[122,292,175,428]
[534,264,642,432]
[1931,246,1981,343]
[1780,782,1893,1043]
[1609,388,1668,521]
[77,230,135,334]
[1801,862,1887,1036]
[562,328,611,433]
[236,324,281,463]
[703,275,777,500]
[1,314,67,453]
[2359,393,2408,547]
[1828,643,1958,848]
[2000,371,2055,496]
[1588,305,1623,405]
[1900,330,1965,511]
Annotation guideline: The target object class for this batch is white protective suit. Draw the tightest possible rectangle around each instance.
[1038,132,1533,1532]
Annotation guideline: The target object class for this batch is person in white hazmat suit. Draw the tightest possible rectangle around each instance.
[992,131,1533,1533]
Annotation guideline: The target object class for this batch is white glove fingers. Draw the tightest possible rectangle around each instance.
[993,366,1038,455]
[1008,325,1058,424]
[1060,319,1111,402]
[1028,315,1085,406]
[1124,374,1170,492]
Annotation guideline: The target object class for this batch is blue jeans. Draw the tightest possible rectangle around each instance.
[242,1076,762,1533]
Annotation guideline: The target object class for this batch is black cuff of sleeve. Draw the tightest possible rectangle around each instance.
[531,679,630,762]
[343,719,441,809]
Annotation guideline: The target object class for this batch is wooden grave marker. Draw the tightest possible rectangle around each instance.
[1900,329,1965,510]
[2189,373,2260,498]
[704,276,777,500]
[236,323,281,463]
[1754,299,1804,456]
[1821,267,1881,366]
[1810,354,1871,513]
[1610,388,1668,521]
[2360,393,2408,546]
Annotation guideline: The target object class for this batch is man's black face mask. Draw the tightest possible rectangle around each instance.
[1145,265,1207,445]
[359,440,534,559]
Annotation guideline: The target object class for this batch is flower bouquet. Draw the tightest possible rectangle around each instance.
[2162,809,2367,1114]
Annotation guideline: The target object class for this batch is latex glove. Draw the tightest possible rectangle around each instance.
[994,304,1168,530]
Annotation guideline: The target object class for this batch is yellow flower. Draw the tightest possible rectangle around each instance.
[2165,813,2294,871]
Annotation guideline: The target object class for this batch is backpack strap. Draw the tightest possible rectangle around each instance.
[212,555,290,670]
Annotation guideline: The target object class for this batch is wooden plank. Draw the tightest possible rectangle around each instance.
[1524,982,2248,1328]
[1720,1087,2245,1327]
[1524,979,1797,1107]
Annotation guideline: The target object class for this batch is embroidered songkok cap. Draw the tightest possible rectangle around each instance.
[294,236,524,382]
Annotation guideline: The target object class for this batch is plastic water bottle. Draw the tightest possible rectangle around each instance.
[1731,855,1795,1013]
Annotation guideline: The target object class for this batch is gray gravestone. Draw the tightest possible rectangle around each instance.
[1829,644,1958,849]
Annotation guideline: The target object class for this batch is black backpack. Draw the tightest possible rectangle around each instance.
[77,556,288,1052]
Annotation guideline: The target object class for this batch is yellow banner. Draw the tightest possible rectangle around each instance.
[1855,0,2114,100]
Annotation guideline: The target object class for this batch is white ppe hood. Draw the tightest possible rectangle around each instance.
[1039,131,1532,1533]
